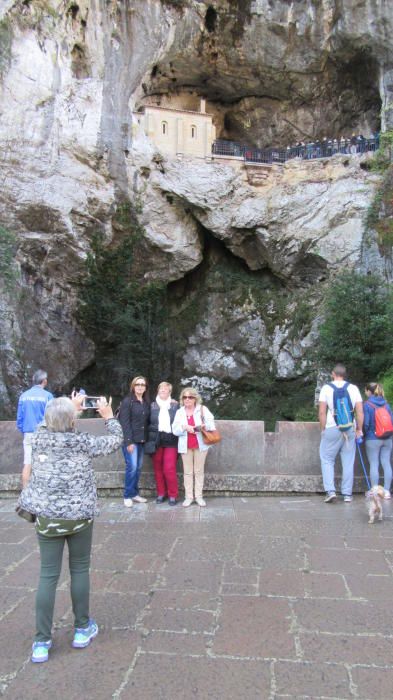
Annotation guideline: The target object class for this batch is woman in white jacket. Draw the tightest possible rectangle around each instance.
[172,387,215,507]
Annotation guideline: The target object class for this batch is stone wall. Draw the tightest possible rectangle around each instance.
[139,103,215,158]
[0,419,372,496]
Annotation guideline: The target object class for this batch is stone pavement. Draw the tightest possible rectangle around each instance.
[1,496,393,700]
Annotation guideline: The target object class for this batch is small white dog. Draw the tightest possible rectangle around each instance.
[366,485,385,524]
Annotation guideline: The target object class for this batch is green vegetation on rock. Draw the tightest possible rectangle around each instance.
[0,18,12,76]
[0,226,18,291]
[366,163,393,249]
[317,270,393,386]
[381,367,393,406]
[77,215,167,393]
[367,130,393,173]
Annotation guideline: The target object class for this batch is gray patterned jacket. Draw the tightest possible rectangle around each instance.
[19,418,123,519]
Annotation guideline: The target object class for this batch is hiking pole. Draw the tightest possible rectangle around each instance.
[356,437,371,490]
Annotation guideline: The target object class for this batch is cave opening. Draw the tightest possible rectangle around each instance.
[331,49,381,137]
[205,6,217,33]
[164,227,316,423]
[71,43,90,80]
[69,223,317,421]
[142,42,381,149]
[67,3,79,20]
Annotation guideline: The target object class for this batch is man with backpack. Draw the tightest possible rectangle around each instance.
[318,364,363,503]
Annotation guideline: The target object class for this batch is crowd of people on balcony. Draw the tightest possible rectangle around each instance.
[212,133,380,164]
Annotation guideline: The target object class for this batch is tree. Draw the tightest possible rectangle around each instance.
[317,271,393,385]
[77,232,168,391]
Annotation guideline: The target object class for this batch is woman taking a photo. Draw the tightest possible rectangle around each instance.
[146,381,179,505]
[364,382,393,498]
[18,394,123,663]
[172,387,216,507]
[119,376,150,507]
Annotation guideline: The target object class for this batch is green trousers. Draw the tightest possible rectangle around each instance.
[35,523,93,642]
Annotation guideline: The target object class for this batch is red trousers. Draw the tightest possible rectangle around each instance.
[153,447,179,498]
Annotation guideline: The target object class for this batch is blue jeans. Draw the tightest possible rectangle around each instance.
[320,427,355,495]
[122,444,144,498]
[365,438,393,490]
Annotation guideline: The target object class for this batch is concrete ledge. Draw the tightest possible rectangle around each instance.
[0,418,375,495]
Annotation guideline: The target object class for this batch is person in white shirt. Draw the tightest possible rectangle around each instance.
[318,364,363,503]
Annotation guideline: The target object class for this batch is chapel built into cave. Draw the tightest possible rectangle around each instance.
[133,99,216,159]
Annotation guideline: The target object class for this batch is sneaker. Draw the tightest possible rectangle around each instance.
[324,492,337,503]
[133,495,147,503]
[31,640,52,663]
[156,496,166,504]
[182,498,193,507]
[343,495,353,503]
[196,497,206,507]
[168,497,177,506]
[384,490,391,500]
[124,498,133,508]
[72,619,98,649]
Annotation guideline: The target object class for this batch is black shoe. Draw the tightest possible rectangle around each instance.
[156,496,166,504]
[168,497,177,506]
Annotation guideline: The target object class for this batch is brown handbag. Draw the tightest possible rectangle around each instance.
[200,406,222,445]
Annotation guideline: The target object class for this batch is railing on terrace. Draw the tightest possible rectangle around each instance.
[211,137,380,164]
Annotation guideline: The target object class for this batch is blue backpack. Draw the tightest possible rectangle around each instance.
[329,382,354,432]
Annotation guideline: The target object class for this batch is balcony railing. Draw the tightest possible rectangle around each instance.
[211,137,380,164]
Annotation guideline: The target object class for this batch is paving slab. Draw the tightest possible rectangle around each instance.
[2,494,393,699]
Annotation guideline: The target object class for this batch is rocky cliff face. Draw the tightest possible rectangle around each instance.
[0,0,392,417]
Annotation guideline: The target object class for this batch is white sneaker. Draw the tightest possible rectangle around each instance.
[196,497,206,507]
[343,495,353,503]
[133,495,147,503]
[182,498,193,507]
[124,498,133,508]
[384,490,391,500]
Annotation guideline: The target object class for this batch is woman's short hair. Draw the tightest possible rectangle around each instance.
[333,364,347,379]
[157,381,172,393]
[45,397,76,432]
[365,382,385,397]
[179,386,202,406]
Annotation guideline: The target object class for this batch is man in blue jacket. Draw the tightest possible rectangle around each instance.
[16,369,53,486]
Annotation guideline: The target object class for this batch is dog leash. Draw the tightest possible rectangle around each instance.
[356,437,371,490]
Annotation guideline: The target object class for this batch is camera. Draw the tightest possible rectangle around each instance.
[82,396,101,410]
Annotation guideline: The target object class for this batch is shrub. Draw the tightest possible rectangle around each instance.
[317,271,393,385]
[77,229,167,389]
[380,368,393,406]
[0,226,18,291]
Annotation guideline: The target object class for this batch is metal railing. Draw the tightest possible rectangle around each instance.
[211,137,380,165]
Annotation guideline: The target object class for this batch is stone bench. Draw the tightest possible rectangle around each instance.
[0,419,372,496]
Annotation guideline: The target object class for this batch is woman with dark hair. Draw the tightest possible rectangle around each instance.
[118,376,150,507]
[146,381,179,505]
[364,382,393,499]
[18,394,123,663]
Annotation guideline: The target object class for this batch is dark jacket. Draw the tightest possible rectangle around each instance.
[119,395,149,446]
[364,396,393,441]
[145,400,179,454]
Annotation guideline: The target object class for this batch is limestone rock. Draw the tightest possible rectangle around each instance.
[153,152,377,281]
[0,0,392,414]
